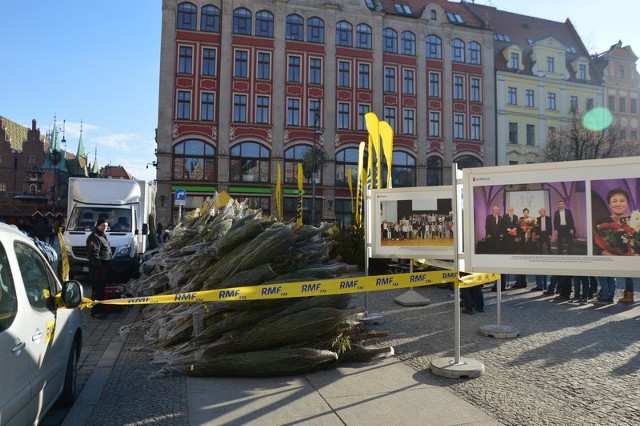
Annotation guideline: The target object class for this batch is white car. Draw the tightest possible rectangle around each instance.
[0,223,83,425]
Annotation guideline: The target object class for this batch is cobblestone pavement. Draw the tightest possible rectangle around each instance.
[361,278,640,426]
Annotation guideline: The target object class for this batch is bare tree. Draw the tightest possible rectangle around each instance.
[541,110,640,162]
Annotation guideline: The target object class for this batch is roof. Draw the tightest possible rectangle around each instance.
[368,0,485,28]
[0,115,48,151]
[100,165,135,180]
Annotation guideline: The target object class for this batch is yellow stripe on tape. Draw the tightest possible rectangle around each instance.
[458,273,501,289]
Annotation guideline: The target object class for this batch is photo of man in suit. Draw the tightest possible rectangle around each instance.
[535,207,552,254]
[501,206,519,254]
[553,200,575,254]
[484,205,502,253]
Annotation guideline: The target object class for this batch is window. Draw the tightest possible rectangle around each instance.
[384,107,396,131]
[358,63,370,89]
[230,142,270,183]
[256,96,270,124]
[430,10,437,20]
[285,145,317,185]
[609,96,615,111]
[570,96,579,112]
[548,127,556,138]
[202,48,216,76]
[0,243,17,331]
[508,122,518,144]
[390,151,416,187]
[401,31,416,56]
[470,77,480,102]
[619,97,626,113]
[233,8,252,35]
[547,56,555,73]
[338,103,350,129]
[233,94,247,122]
[255,10,274,37]
[468,41,481,64]
[453,76,464,100]
[14,242,57,310]
[525,89,535,107]
[403,69,414,95]
[429,111,440,137]
[427,156,443,186]
[618,65,625,78]
[403,109,414,135]
[200,92,215,121]
[384,67,396,92]
[586,98,594,111]
[307,17,324,43]
[526,124,535,146]
[620,130,627,139]
[177,2,196,30]
[172,139,215,181]
[234,50,248,78]
[308,100,321,127]
[201,5,220,32]
[338,61,351,87]
[578,64,586,80]
[383,28,397,53]
[178,46,193,74]
[334,198,353,227]
[631,99,637,114]
[632,131,637,140]
[356,24,372,49]
[454,114,464,139]
[309,58,322,84]
[177,90,191,120]
[336,21,353,47]
[244,197,271,217]
[452,39,465,62]
[547,92,556,110]
[508,87,517,105]
[510,52,519,69]
[429,72,440,97]
[335,148,359,186]
[287,98,300,126]
[286,14,303,40]
[426,35,442,59]
[257,52,271,80]
[471,116,481,140]
[358,104,370,130]
[288,56,301,82]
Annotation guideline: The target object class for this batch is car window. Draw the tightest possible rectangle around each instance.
[0,242,17,331]
[14,242,57,310]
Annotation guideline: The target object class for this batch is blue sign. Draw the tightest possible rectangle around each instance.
[175,188,187,201]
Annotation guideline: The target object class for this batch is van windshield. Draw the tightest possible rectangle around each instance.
[67,207,132,232]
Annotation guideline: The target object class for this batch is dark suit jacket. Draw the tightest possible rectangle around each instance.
[485,214,502,239]
[553,208,575,233]
[535,216,552,240]
[501,213,519,235]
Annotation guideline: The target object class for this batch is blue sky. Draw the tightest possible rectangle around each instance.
[1,1,637,183]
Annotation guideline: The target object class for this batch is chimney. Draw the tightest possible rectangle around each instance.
[32,119,37,131]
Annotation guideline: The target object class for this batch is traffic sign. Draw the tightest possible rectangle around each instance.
[175,188,187,200]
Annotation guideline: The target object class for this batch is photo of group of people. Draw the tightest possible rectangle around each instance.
[381,213,453,243]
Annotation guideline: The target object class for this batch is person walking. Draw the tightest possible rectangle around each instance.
[86,218,113,319]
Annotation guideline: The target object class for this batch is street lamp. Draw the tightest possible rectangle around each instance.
[311,109,323,226]
[49,129,65,213]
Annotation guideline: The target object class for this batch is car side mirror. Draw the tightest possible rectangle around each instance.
[60,280,84,308]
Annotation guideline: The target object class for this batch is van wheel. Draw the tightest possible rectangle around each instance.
[60,343,78,405]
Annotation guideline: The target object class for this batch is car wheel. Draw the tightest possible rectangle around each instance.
[60,342,78,406]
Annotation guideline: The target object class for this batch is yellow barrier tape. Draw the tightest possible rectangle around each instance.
[85,270,499,307]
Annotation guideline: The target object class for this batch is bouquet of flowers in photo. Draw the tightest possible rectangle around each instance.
[517,216,537,242]
[594,210,640,255]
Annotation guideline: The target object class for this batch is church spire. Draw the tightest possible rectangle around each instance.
[90,146,100,177]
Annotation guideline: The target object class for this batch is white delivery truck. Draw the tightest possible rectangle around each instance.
[62,177,156,282]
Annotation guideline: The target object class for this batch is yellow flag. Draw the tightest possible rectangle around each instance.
[360,167,367,226]
[366,135,373,191]
[58,227,69,281]
[356,142,365,227]
[276,163,282,219]
[365,112,381,189]
[296,163,304,224]
[379,121,394,188]
[347,168,354,221]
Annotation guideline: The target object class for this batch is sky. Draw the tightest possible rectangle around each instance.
[1,1,638,183]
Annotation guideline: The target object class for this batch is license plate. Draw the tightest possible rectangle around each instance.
[82,266,89,272]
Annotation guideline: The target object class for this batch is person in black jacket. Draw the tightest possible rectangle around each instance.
[553,200,575,254]
[86,218,113,319]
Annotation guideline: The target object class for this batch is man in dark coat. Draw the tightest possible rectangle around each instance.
[535,207,552,254]
[484,205,502,253]
[553,200,575,254]
[86,218,113,318]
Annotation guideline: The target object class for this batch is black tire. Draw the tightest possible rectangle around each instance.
[60,341,78,406]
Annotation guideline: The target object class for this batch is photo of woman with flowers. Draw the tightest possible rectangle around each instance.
[591,179,640,256]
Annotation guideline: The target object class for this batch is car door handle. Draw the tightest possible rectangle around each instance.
[12,341,26,353]
[32,330,43,342]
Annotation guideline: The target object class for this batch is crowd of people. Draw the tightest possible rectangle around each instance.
[382,213,453,241]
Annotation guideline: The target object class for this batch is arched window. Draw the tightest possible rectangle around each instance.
[172,139,216,181]
[452,38,465,62]
[230,141,270,183]
[430,10,437,20]
[356,24,372,49]
[336,21,352,47]
[307,17,324,43]
[383,28,397,53]
[177,2,197,30]
[335,147,360,187]
[233,8,252,35]
[389,151,416,187]
[426,34,442,59]
[29,184,37,194]
[468,41,481,64]
[201,5,220,32]
[286,14,304,40]
[255,10,274,37]
[426,156,443,186]
[401,31,416,56]
[284,144,319,184]
[29,155,36,165]
[454,155,482,169]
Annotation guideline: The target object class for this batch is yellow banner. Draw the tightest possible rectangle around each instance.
[58,226,69,282]
[296,162,304,224]
[379,120,394,189]
[365,112,381,189]
[276,163,282,219]
[347,168,354,220]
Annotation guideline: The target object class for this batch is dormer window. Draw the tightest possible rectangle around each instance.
[430,10,437,20]
[547,56,555,73]
[619,65,625,78]
[578,64,586,80]
[510,52,520,69]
